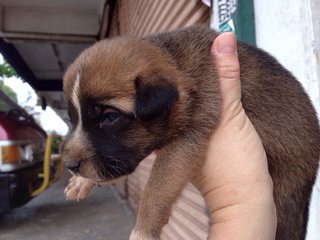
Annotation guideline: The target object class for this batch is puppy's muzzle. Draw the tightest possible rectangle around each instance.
[64,160,81,173]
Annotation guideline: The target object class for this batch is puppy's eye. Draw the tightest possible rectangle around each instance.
[99,108,121,128]
[93,105,122,128]
[104,111,119,123]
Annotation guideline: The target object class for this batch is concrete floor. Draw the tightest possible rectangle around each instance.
[0,172,135,240]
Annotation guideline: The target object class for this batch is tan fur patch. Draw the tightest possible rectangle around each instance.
[100,97,135,113]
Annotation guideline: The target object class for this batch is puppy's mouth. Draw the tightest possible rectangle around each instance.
[67,156,147,184]
[64,159,128,183]
[71,157,137,183]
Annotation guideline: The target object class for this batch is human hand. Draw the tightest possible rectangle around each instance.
[196,33,277,239]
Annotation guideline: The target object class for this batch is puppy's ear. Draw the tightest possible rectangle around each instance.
[134,76,178,121]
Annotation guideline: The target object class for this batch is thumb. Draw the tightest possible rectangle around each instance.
[211,33,241,118]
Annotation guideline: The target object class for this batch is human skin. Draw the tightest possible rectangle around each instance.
[196,33,277,240]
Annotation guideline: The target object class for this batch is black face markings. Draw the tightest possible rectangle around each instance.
[81,101,135,130]
[82,106,144,180]
[134,76,179,121]
[72,98,140,180]
[64,75,179,181]
[85,133,143,180]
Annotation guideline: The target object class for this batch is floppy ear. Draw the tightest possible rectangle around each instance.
[134,76,178,121]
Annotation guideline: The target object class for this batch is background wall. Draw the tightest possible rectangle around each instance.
[254,0,320,239]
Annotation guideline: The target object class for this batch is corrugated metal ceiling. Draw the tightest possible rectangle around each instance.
[0,0,113,124]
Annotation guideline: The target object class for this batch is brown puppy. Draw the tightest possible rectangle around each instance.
[61,25,320,240]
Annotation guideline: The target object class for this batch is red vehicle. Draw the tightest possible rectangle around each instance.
[0,90,61,213]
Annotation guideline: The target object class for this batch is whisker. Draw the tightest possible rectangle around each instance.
[98,159,115,179]
[111,159,129,169]
[113,164,129,175]
[110,159,129,174]
[110,165,122,175]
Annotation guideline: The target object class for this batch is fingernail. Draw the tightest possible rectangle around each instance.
[213,33,237,55]
[218,46,235,54]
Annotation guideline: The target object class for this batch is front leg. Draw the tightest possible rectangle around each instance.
[64,175,97,201]
[130,139,207,239]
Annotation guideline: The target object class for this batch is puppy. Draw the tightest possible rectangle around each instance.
[61,25,320,240]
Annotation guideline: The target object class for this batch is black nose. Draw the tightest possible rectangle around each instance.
[64,160,81,173]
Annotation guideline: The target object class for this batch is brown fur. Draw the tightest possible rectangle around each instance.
[61,25,320,239]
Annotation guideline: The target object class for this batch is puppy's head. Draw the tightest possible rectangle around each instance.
[61,38,188,182]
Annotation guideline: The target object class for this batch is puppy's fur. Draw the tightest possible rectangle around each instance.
[61,25,320,240]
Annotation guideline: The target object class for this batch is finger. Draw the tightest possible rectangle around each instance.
[211,32,241,112]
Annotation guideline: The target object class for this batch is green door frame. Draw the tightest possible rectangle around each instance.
[234,0,256,45]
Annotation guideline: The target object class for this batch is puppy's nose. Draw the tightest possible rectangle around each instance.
[64,160,81,173]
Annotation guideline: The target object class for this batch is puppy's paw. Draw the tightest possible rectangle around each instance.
[129,229,159,240]
[64,176,96,201]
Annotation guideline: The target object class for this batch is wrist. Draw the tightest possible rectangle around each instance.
[205,177,277,240]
